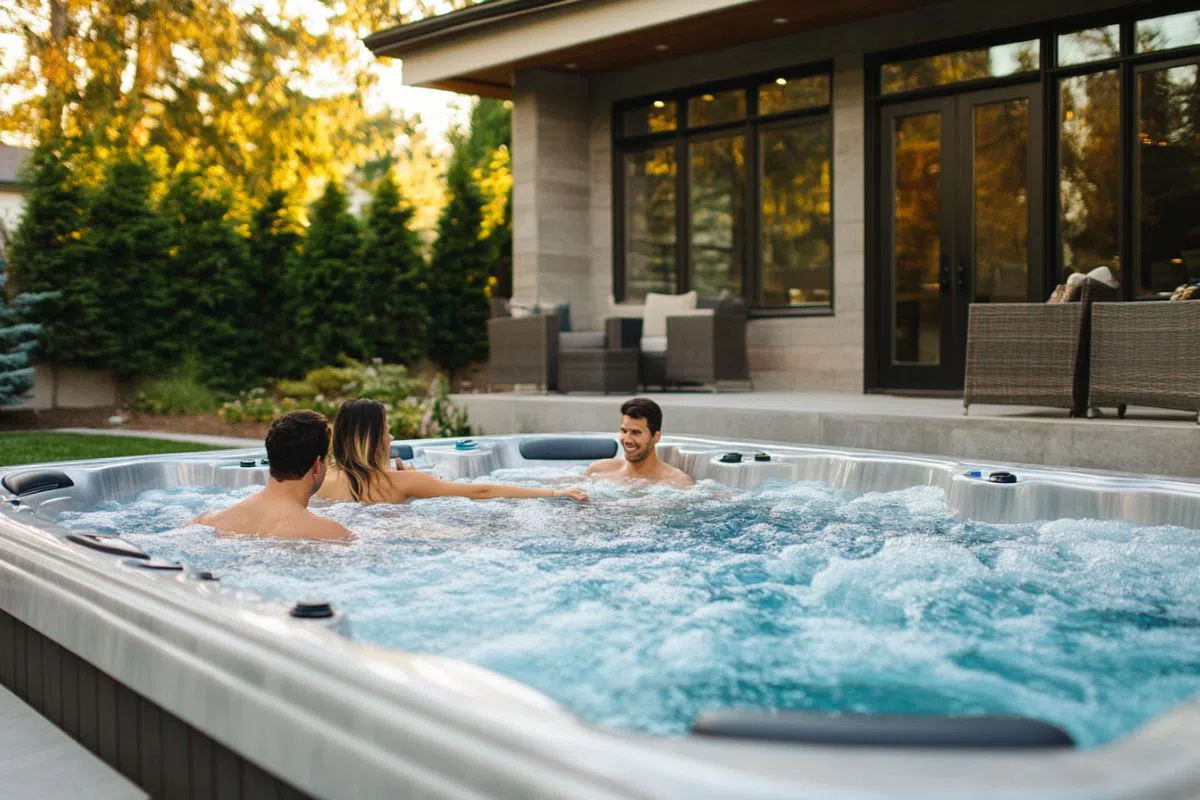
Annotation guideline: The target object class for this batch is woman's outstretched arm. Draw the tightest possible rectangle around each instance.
[390,470,588,502]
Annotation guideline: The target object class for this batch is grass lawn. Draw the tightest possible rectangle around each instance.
[0,432,228,467]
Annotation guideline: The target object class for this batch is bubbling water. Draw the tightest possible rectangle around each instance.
[58,467,1200,746]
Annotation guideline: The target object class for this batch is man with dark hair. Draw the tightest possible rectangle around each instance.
[194,410,351,540]
[587,397,693,486]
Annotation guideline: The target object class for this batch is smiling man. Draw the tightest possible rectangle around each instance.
[587,398,694,487]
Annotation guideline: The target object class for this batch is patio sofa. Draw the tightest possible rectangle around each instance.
[962,279,1118,416]
[1089,300,1200,424]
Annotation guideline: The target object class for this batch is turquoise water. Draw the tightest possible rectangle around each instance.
[58,468,1200,747]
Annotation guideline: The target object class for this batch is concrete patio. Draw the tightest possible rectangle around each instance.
[455,391,1200,479]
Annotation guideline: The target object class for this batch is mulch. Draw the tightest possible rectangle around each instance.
[0,406,271,440]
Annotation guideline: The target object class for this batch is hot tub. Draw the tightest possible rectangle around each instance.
[2,434,1199,799]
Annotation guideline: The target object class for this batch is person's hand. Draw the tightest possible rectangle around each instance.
[556,488,589,503]
[394,457,407,471]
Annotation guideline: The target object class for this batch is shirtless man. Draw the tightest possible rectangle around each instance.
[194,410,351,541]
[587,397,694,487]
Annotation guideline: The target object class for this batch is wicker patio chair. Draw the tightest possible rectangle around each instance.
[1089,301,1200,424]
[963,280,1118,416]
[665,304,751,389]
[486,313,559,391]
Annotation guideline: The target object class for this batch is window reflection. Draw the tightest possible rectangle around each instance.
[1137,63,1200,297]
[758,75,830,115]
[882,40,1040,94]
[1058,26,1120,66]
[688,90,746,127]
[689,136,746,297]
[623,147,677,300]
[893,112,942,365]
[973,99,1030,303]
[623,101,676,136]
[1060,71,1120,282]
[760,121,832,307]
[1137,11,1200,53]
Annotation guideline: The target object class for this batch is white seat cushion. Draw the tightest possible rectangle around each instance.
[559,331,606,350]
[640,336,668,353]
[642,291,697,338]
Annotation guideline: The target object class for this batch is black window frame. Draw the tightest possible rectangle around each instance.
[612,61,835,317]
[863,1,1200,390]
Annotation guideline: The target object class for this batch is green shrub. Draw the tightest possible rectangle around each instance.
[131,368,224,415]
[272,378,318,400]
[346,362,422,405]
[303,365,359,397]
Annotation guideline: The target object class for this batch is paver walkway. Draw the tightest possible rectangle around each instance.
[0,684,146,800]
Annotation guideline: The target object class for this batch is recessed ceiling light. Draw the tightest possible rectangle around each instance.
[654,44,670,52]
[652,100,666,108]
[775,77,788,86]
[702,93,714,102]
[565,62,578,69]
[773,17,789,24]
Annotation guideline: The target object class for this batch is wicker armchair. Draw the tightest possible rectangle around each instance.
[963,280,1118,416]
[666,306,751,388]
[487,314,559,391]
[1089,301,1200,423]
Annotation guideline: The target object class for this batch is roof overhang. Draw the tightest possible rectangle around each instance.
[366,0,942,99]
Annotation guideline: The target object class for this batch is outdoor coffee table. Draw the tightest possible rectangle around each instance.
[558,348,639,394]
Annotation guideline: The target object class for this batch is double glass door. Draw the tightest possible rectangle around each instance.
[879,85,1043,390]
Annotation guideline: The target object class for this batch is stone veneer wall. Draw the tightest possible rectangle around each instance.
[514,0,1147,391]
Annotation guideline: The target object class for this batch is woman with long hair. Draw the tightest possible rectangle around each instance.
[317,399,588,504]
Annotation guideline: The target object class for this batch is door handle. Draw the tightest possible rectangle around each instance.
[956,256,969,294]
[939,254,951,294]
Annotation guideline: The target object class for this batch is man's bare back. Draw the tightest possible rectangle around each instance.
[196,493,349,541]
[191,410,351,541]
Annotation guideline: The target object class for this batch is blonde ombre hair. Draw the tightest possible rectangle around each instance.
[330,399,390,502]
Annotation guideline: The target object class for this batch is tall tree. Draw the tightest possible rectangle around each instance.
[290,181,367,369]
[5,140,95,372]
[361,174,427,365]
[162,166,259,390]
[427,155,490,375]
[85,152,175,378]
[249,189,302,377]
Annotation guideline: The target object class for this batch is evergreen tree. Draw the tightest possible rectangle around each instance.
[85,153,175,379]
[427,156,490,375]
[249,190,302,377]
[289,181,366,369]
[0,237,56,406]
[162,167,258,391]
[6,141,100,369]
[361,174,427,365]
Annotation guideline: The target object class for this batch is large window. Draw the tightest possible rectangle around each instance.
[615,67,833,310]
[872,8,1200,302]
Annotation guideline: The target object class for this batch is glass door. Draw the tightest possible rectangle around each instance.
[880,97,957,390]
[878,85,1041,391]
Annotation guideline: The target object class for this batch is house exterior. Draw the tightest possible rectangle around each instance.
[0,144,31,244]
[367,0,1200,393]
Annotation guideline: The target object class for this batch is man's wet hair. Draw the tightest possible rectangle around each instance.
[265,410,330,480]
[620,397,662,435]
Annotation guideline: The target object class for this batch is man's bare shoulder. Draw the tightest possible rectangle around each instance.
[587,458,623,475]
[302,513,353,541]
[661,464,695,487]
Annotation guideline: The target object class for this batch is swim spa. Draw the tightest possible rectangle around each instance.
[2,434,1200,799]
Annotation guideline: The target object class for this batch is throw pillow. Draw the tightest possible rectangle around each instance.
[642,291,698,338]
